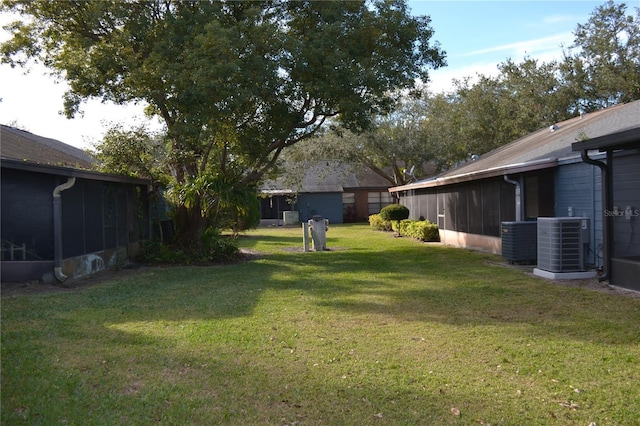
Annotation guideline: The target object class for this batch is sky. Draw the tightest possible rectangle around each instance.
[0,1,619,150]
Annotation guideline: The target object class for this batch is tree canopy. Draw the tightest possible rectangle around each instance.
[284,91,436,187]
[1,0,445,242]
[293,1,639,175]
[561,0,640,111]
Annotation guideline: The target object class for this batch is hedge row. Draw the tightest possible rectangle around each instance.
[369,214,440,242]
[368,213,393,232]
[397,219,440,242]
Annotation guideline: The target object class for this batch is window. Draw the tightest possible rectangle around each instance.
[342,192,355,213]
[342,192,356,221]
[368,191,393,215]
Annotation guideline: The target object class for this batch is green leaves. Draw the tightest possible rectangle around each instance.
[562,0,640,110]
[1,0,444,240]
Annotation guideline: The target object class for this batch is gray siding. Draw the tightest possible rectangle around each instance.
[555,161,602,266]
[297,193,344,224]
[398,177,515,238]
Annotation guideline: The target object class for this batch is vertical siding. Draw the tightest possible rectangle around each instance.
[62,180,145,258]
[404,190,421,220]
[398,176,511,238]
[1,168,56,260]
[555,162,602,266]
[402,190,437,223]
[297,193,344,224]
[611,152,640,258]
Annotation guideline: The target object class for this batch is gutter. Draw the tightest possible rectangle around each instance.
[580,150,610,282]
[389,158,558,193]
[53,177,76,282]
[503,175,522,221]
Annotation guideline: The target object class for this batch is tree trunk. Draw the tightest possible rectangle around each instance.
[173,204,207,248]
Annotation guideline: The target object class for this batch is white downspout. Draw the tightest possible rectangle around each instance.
[504,175,522,221]
[53,177,76,282]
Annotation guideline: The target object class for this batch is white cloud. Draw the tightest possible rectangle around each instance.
[427,61,501,93]
[1,62,162,150]
[460,32,572,58]
[427,31,575,93]
[542,14,579,25]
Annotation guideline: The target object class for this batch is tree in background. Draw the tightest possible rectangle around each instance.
[1,0,445,245]
[560,0,640,112]
[419,1,639,171]
[93,124,169,186]
[284,91,437,187]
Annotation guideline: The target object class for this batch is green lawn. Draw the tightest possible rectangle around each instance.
[2,224,639,425]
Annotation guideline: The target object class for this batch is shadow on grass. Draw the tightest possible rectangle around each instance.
[3,234,639,425]
[15,242,637,347]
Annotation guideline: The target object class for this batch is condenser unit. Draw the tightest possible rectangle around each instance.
[537,217,589,273]
[501,221,537,264]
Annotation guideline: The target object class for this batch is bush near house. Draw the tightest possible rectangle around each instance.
[369,214,439,242]
[368,213,392,231]
[137,228,238,264]
[379,204,410,223]
[398,219,440,242]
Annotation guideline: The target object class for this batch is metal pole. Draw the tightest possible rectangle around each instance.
[302,222,310,252]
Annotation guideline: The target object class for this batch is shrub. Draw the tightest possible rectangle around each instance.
[201,227,239,259]
[379,204,410,222]
[398,219,440,242]
[369,214,392,231]
[137,228,238,265]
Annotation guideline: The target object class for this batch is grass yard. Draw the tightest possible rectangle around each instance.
[2,224,639,425]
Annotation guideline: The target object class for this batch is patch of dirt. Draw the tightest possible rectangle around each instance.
[1,264,147,298]
[281,246,349,252]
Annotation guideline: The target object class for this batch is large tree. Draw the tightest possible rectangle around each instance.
[1,0,445,243]
[284,91,437,187]
[560,0,640,111]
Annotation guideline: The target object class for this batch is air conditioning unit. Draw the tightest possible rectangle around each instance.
[537,217,589,273]
[501,221,537,263]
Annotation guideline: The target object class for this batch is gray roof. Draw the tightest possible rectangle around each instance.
[261,161,392,194]
[1,124,149,185]
[390,100,640,192]
[572,127,640,152]
[1,124,94,169]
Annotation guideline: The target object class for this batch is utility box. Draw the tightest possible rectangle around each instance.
[283,211,299,225]
[501,221,537,264]
[537,217,589,272]
[308,215,329,251]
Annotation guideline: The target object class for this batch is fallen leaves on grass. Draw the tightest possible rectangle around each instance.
[557,401,580,410]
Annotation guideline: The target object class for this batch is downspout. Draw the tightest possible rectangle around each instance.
[53,177,76,282]
[504,175,522,221]
[581,149,610,282]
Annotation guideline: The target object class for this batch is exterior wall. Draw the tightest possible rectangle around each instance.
[1,168,149,283]
[403,189,437,222]
[397,177,517,254]
[260,195,296,221]
[1,167,56,261]
[554,160,602,267]
[353,189,373,222]
[260,189,390,224]
[61,246,129,281]
[437,230,502,254]
[297,193,344,224]
[399,177,515,232]
[1,261,55,283]
[610,151,640,260]
[60,179,148,259]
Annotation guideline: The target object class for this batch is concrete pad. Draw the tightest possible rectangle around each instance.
[533,268,597,280]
